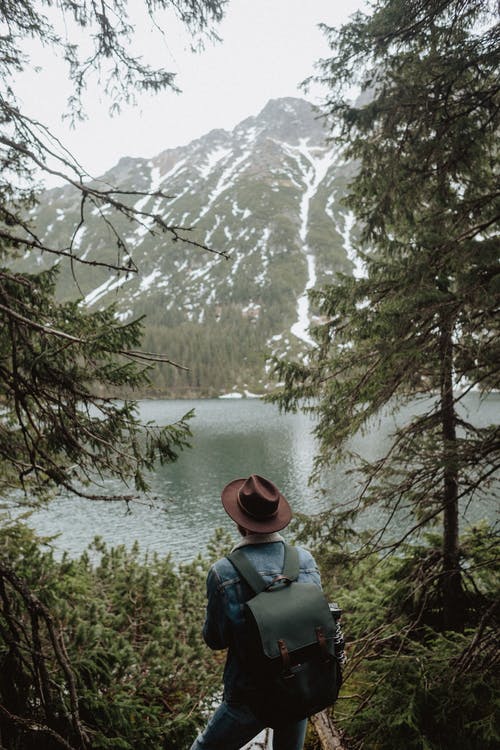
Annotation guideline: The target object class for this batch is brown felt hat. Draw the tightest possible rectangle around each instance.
[221,474,292,533]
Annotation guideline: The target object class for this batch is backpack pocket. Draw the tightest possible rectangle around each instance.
[247,652,341,729]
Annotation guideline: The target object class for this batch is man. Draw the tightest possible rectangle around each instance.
[190,473,338,750]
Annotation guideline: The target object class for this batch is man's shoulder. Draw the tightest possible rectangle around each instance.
[209,555,240,584]
[210,542,318,576]
[295,544,319,571]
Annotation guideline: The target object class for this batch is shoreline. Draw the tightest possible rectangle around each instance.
[101,387,269,401]
[102,387,500,402]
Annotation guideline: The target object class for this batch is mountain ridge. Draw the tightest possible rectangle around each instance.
[26,97,358,396]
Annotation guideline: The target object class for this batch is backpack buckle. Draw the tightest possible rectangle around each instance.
[316,626,330,662]
[265,575,293,591]
[277,638,294,678]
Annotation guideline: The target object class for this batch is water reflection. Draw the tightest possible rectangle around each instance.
[29,400,321,562]
[26,394,498,562]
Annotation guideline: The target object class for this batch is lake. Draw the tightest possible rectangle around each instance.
[24,394,499,562]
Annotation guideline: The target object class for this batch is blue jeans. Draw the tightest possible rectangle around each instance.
[189,700,308,750]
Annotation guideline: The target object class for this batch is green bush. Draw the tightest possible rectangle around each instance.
[0,523,224,749]
[316,526,499,750]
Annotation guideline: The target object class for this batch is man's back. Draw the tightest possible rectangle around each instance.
[190,474,340,750]
[202,534,322,700]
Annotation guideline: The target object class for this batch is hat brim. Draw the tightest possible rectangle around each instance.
[221,478,292,533]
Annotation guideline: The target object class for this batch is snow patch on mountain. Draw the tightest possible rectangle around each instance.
[198,149,253,219]
[255,228,270,284]
[341,211,365,278]
[199,146,232,179]
[287,138,333,346]
[139,268,162,291]
[83,273,131,307]
[72,226,86,253]
[115,308,133,322]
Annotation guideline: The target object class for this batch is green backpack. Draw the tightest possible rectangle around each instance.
[227,544,342,728]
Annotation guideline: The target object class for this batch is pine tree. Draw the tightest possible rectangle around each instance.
[0,3,228,747]
[0,0,227,501]
[273,0,499,630]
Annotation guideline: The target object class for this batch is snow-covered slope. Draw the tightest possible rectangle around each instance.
[28,97,358,395]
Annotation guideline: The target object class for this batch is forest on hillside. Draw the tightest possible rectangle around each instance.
[0,1,498,749]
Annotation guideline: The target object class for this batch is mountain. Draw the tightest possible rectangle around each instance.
[26,97,358,396]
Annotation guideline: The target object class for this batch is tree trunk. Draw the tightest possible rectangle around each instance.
[310,711,349,750]
[439,314,464,631]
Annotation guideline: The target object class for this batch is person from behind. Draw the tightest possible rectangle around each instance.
[190,473,345,750]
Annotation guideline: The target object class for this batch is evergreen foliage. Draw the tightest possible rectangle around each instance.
[1,2,228,747]
[308,525,499,750]
[272,0,499,630]
[270,2,499,744]
[0,265,195,500]
[0,0,227,498]
[0,523,225,749]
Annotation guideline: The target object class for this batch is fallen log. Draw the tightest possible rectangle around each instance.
[310,710,348,750]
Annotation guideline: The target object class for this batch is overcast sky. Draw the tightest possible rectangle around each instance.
[14,0,366,183]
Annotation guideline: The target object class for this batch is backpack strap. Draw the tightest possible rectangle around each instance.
[227,549,267,594]
[227,544,300,595]
[282,544,300,582]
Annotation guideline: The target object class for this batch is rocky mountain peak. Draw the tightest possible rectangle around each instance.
[27,97,356,396]
[234,96,327,146]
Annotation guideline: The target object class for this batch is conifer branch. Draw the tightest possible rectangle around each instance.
[0,563,90,749]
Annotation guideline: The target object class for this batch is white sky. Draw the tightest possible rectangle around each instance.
[14,0,366,184]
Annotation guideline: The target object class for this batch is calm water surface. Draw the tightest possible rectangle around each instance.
[26,394,499,562]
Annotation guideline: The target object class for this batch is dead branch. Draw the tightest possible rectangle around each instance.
[310,710,349,750]
[0,562,90,749]
[0,704,77,750]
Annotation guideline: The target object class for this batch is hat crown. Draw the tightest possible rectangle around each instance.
[238,474,280,520]
[221,473,291,533]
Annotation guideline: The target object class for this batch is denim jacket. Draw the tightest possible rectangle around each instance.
[202,533,325,700]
